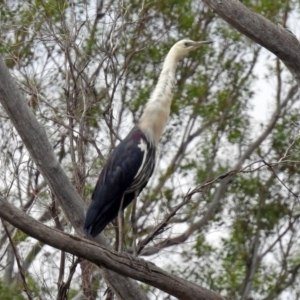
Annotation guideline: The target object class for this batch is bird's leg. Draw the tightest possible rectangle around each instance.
[131,191,138,257]
[118,195,125,252]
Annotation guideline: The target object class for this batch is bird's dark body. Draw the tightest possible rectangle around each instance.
[84,126,155,237]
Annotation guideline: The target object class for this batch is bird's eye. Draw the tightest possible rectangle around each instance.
[184,42,191,47]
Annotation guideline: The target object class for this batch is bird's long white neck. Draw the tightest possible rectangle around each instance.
[138,51,180,146]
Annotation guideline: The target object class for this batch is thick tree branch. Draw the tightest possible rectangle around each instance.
[0,57,147,300]
[0,196,225,300]
[203,0,300,85]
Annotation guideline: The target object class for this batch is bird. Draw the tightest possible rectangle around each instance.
[84,39,213,237]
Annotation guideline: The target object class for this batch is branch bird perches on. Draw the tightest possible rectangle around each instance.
[84,39,213,238]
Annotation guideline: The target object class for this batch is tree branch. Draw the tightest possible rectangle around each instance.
[203,0,300,85]
[0,56,147,300]
[0,196,225,300]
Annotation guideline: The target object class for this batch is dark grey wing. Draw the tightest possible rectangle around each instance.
[84,128,152,237]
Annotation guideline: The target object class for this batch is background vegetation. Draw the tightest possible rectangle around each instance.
[0,0,300,299]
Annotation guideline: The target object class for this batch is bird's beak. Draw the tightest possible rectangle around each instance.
[194,41,213,47]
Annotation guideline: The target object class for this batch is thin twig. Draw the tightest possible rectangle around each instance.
[118,196,125,252]
[57,257,81,300]
[131,192,138,256]
[137,194,192,255]
[138,158,300,256]
[262,160,299,199]
[2,220,34,300]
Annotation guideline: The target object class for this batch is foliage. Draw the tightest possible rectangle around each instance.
[0,0,300,299]
[0,280,26,300]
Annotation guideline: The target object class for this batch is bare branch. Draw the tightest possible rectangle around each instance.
[0,196,225,300]
[0,56,147,300]
[57,257,81,300]
[203,0,300,85]
[2,220,34,300]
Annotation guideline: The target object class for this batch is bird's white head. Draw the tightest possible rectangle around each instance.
[169,39,213,62]
[139,38,212,146]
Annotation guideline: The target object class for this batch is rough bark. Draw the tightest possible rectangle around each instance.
[203,0,300,86]
[0,57,147,300]
[0,196,225,300]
